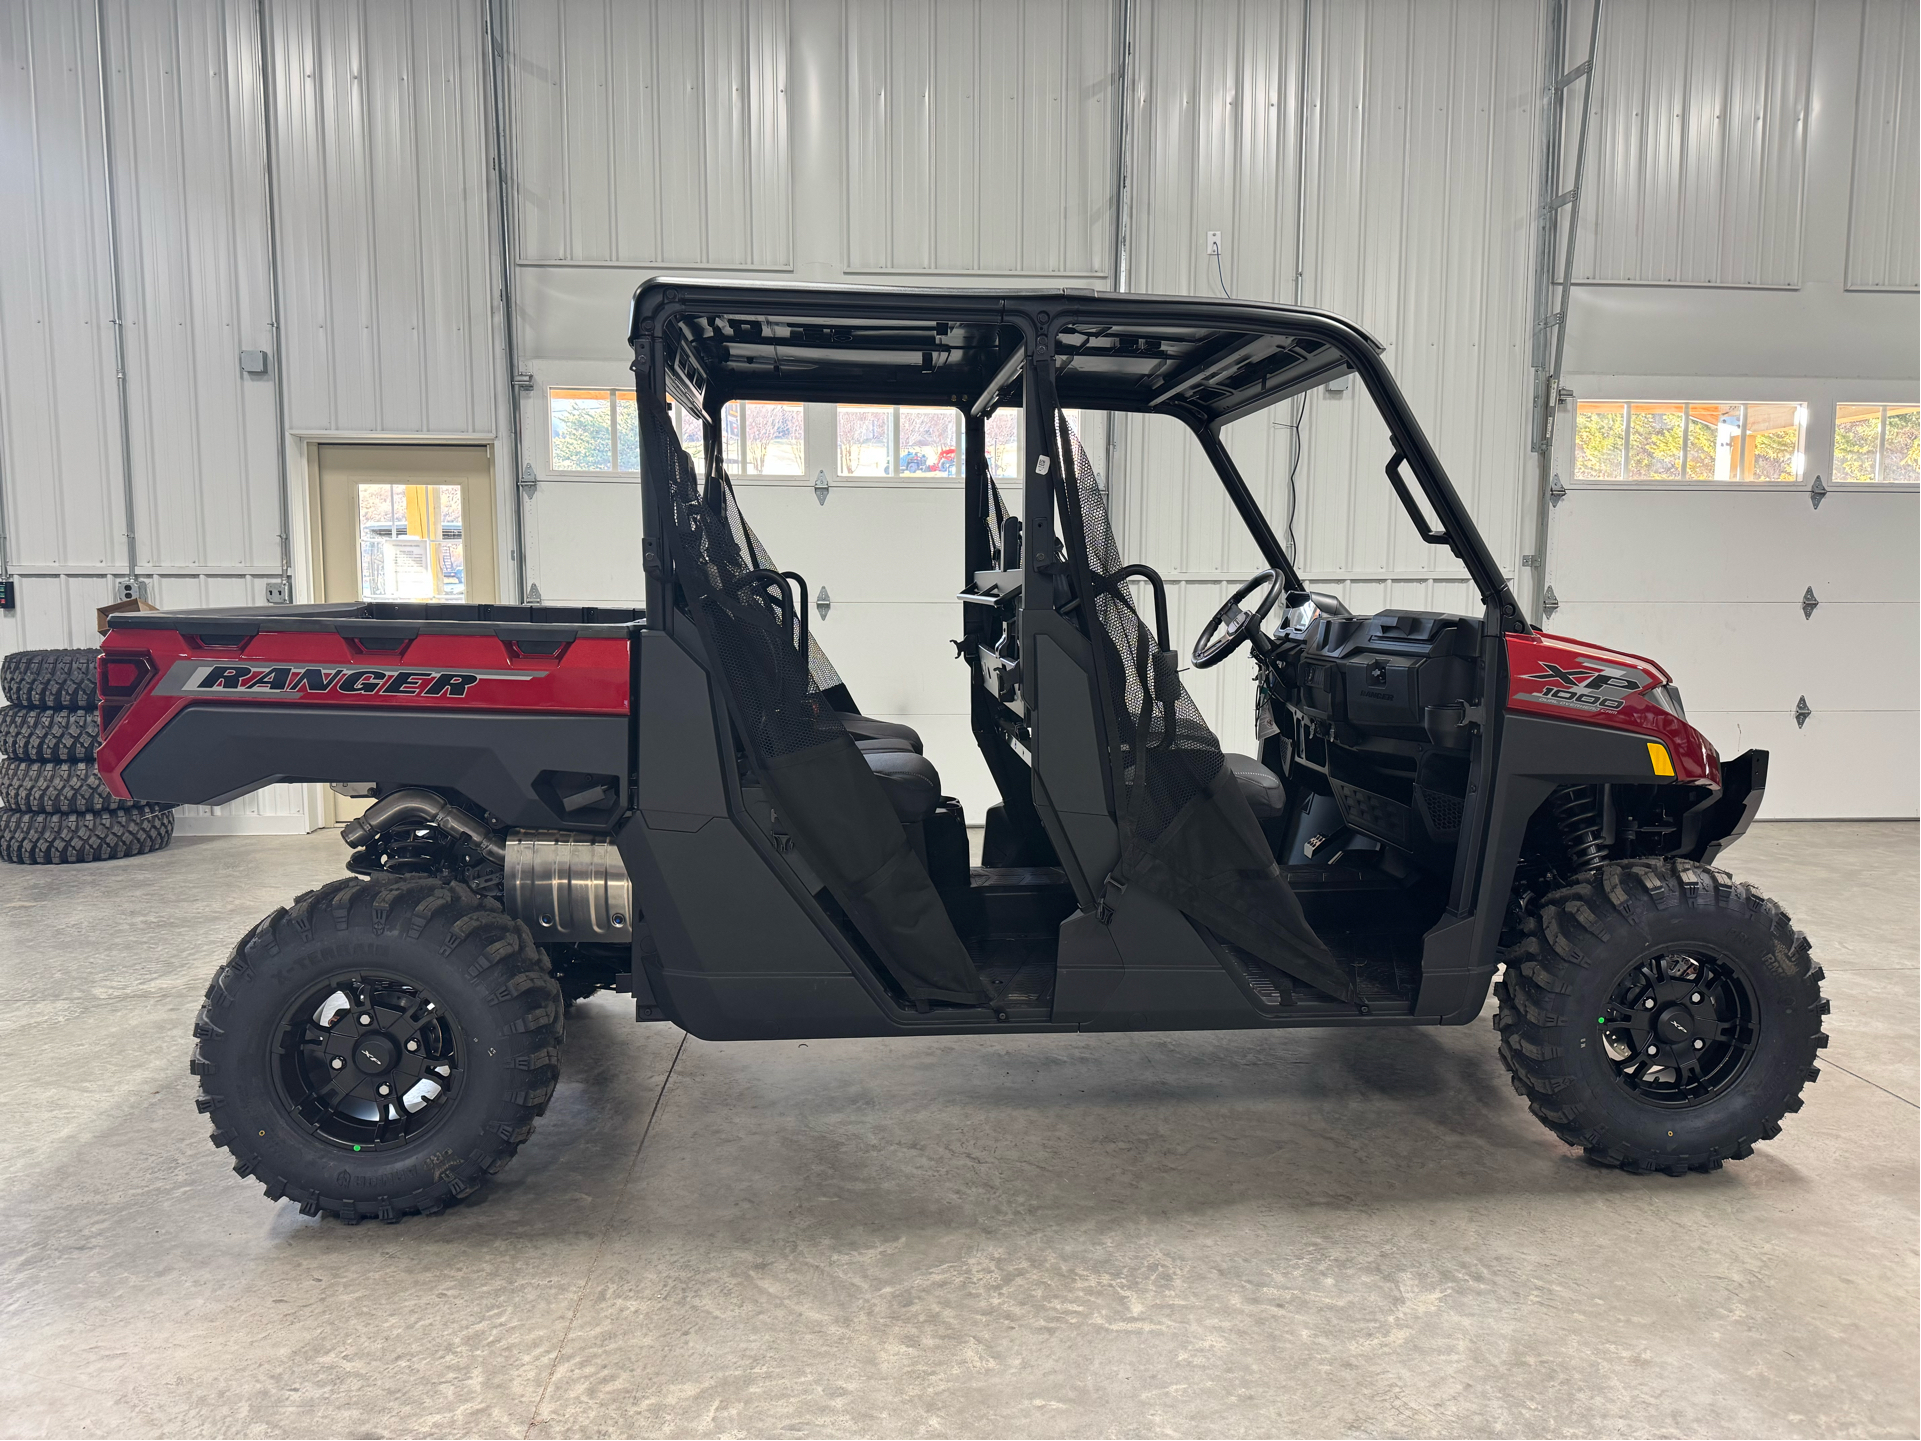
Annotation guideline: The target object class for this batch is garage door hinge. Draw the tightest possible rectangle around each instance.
[815,585,831,620]
[1802,586,1818,619]
[519,463,538,497]
[1794,695,1811,728]
[526,581,543,604]
[1809,473,1827,509]
[814,469,831,506]
[1541,584,1560,617]
[1547,474,1566,506]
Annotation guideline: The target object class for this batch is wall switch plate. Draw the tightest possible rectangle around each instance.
[1206,230,1222,255]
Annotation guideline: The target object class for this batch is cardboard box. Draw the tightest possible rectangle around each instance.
[97,597,160,635]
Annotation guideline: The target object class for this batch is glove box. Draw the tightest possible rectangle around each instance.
[1299,611,1481,740]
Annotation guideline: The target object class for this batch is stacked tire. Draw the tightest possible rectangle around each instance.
[0,649,174,864]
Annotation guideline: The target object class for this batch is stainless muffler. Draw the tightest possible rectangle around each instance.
[503,830,634,941]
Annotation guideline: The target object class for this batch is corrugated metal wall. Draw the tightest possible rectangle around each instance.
[1846,0,1919,291]
[1114,0,1543,749]
[509,0,792,270]
[1573,0,1813,288]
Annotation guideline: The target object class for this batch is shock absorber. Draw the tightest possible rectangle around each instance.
[1552,785,1610,872]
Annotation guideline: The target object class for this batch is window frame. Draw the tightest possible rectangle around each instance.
[1833,402,1921,485]
[1571,399,1808,486]
[546,386,641,477]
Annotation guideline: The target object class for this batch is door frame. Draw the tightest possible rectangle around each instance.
[289,432,504,606]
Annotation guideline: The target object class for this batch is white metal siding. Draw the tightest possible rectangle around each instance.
[509,0,792,270]
[1117,0,1542,752]
[1845,0,1920,291]
[1575,0,1813,288]
[841,0,1114,276]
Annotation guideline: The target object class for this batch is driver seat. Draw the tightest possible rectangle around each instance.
[1223,752,1286,818]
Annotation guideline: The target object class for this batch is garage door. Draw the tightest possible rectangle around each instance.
[1544,478,1919,819]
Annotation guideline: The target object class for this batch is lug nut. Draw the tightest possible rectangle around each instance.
[405,1039,419,1052]
[1692,1039,1705,1050]
[330,1058,344,1070]
[377,1084,391,1096]
[358,1013,372,1026]
[1690,992,1702,1003]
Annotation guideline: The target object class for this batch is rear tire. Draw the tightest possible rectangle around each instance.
[0,704,100,761]
[0,804,173,863]
[1494,858,1828,1175]
[191,877,564,1222]
[0,758,135,812]
[0,648,99,709]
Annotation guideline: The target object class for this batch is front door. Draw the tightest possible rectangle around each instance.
[312,443,497,823]
[314,443,497,608]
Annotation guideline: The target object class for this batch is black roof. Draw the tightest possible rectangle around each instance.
[629,278,1385,428]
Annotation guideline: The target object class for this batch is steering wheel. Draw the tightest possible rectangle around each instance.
[1193,569,1287,669]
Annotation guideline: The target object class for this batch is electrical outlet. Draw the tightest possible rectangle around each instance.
[113,578,149,603]
[264,580,291,604]
[1206,231,1222,256]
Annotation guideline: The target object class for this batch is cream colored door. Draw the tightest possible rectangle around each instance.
[315,444,497,605]
[312,444,497,822]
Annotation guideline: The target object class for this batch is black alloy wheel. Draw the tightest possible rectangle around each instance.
[274,973,464,1151]
[1595,949,1757,1107]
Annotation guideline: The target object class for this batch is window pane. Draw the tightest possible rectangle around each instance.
[357,484,462,601]
[1739,401,1803,482]
[721,402,741,470]
[1573,402,1625,479]
[1834,403,1884,482]
[551,389,613,471]
[742,401,804,476]
[984,408,1019,479]
[1883,404,1920,483]
[1625,402,1684,480]
[667,398,706,469]
[838,405,892,475]
[898,407,957,476]
[615,391,639,471]
[1684,405,1722,479]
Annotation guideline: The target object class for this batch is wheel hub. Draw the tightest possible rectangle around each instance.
[272,973,463,1151]
[352,1031,399,1075]
[1597,951,1756,1107]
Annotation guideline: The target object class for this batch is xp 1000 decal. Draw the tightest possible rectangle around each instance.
[1519,655,1652,714]
[152,661,545,700]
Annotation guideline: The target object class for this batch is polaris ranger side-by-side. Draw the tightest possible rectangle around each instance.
[98,282,1825,1223]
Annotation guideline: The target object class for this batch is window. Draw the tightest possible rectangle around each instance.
[1834,404,1920,483]
[1574,401,1806,482]
[550,388,641,473]
[722,401,805,477]
[357,484,463,601]
[832,405,956,478]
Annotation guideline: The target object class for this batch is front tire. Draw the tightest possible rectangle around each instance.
[191,876,564,1222]
[1494,858,1828,1174]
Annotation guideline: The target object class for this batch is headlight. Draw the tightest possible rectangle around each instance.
[1645,684,1686,721]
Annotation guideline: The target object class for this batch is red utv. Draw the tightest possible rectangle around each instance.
[97,282,1824,1223]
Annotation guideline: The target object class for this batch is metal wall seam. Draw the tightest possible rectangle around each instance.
[486,0,529,603]
[92,0,141,595]
[255,0,293,592]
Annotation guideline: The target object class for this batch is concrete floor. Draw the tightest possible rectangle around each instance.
[0,823,1914,1439]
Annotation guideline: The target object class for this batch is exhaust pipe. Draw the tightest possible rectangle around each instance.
[340,789,506,865]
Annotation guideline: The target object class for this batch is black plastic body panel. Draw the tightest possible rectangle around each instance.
[118,704,628,829]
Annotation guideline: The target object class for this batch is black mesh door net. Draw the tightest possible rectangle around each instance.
[1053,417,1357,1006]
[645,399,986,1005]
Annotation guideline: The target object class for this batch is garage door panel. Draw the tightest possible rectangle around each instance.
[1688,709,1919,820]
[732,483,964,602]
[1547,601,1920,712]
[1551,488,1920,603]
[809,600,971,717]
[525,480,645,604]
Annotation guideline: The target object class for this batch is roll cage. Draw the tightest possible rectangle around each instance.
[627,279,1529,634]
